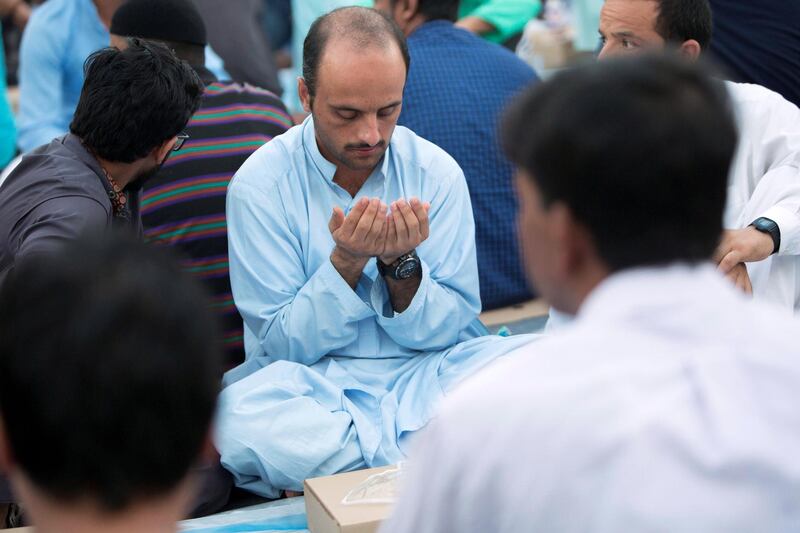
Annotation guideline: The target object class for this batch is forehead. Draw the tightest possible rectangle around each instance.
[600,0,660,34]
[316,38,406,105]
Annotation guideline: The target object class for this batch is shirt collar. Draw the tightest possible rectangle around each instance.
[576,263,730,323]
[61,134,106,179]
[409,19,456,38]
[302,115,391,184]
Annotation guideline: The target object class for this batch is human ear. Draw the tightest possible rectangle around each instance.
[679,39,702,61]
[298,78,313,113]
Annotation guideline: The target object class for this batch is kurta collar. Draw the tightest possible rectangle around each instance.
[302,115,391,185]
[576,263,729,323]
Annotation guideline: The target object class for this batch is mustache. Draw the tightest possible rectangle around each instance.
[346,140,386,150]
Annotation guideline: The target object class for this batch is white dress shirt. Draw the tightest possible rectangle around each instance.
[726,81,800,312]
[382,265,800,533]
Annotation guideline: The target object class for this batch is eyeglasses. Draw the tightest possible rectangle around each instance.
[173,132,190,152]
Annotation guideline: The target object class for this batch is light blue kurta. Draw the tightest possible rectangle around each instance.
[216,117,535,497]
[16,0,229,153]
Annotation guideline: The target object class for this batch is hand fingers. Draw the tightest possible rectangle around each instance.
[396,199,419,240]
[409,197,430,240]
[329,206,345,234]
[353,198,380,241]
[341,197,370,235]
[368,202,388,245]
[712,243,729,264]
[392,201,410,242]
[717,251,741,275]
[386,213,397,244]
[741,265,753,295]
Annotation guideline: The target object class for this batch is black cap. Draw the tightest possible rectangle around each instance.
[110,0,207,47]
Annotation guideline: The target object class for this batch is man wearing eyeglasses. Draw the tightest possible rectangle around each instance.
[109,0,294,371]
[0,39,203,290]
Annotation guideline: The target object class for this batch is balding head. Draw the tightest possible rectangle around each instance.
[302,6,410,98]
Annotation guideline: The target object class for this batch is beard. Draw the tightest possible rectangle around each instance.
[314,118,390,172]
[124,150,170,192]
[124,164,159,193]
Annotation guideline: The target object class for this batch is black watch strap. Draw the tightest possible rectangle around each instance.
[750,217,781,255]
[378,251,420,280]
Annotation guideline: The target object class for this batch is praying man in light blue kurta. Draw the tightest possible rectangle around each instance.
[215,6,536,498]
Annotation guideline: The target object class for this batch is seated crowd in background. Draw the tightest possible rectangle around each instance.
[0,0,800,529]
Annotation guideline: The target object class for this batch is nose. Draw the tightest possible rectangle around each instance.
[597,43,611,60]
[358,114,381,147]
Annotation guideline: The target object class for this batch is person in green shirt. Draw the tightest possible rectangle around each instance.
[456,0,541,44]
[0,27,16,169]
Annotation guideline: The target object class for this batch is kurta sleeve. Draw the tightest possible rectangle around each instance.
[744,89,800,257]
[751,170,800,256]
[16,15,68,153]
[370,169,482,351]
[227,174,375,366]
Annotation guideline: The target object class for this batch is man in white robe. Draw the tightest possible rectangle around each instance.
[596,0,800,313]
[382,54,800,533]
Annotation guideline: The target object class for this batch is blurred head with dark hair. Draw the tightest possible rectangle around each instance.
[70,39,203,190]
[300,7,409,175]
[0,236,222,529]
[598,0,712,60]
[373,0,460,35]
[503,54,736,314]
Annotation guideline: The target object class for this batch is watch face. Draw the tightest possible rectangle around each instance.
[396,257,420,279]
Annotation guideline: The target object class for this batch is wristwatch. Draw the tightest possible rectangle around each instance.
[378,251,421,280]
[750,217,781,255]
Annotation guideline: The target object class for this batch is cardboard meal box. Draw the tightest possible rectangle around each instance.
[304,465,399,533]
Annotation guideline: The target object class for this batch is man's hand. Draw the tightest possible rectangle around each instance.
[379,198,430,266]
[724,262,754,295]
[329,197,387,288]
[714,227,775,276]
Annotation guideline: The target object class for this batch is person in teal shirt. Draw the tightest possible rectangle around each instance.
[457,0,541,44]
[0,27,16,169]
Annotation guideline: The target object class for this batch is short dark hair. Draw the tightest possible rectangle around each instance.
[0,236,222,511]
[303,6,410,99]
[389,0,460,22]
[654,0,713,50]
[70,39,203,163]
[503,54,737,271]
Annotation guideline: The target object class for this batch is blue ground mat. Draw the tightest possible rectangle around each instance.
[180,497,308,533]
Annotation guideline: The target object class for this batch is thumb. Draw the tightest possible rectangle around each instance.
[329,207,345,234]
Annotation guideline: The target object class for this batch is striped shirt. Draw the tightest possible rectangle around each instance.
[142,68,293,368]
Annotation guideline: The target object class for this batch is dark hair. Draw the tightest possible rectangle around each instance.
[389,0,459,22]
[0,236,222,511]
[303,6,410,98]
[70,39,203,163]
[655,0,713,50]
[503,54,736,271]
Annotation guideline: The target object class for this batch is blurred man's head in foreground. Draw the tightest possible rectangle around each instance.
[0,236,222,530]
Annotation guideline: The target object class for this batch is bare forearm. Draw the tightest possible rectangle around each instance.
[330,247,368,290]
[455,16,497,35]
[384,273,422,313]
